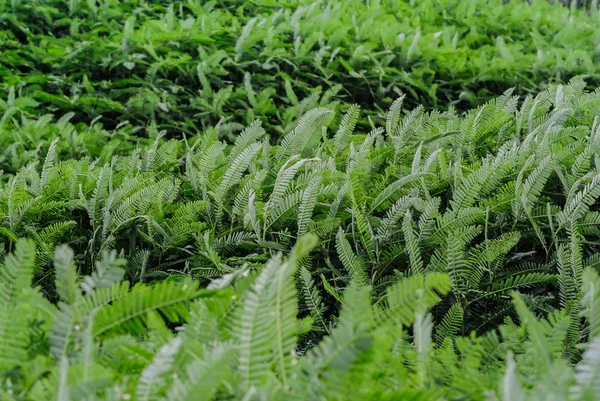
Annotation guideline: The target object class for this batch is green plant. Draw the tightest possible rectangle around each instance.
[1,79,600,338]
[2,0,600,141]
[4,1,600,397]
[1,235,600,400]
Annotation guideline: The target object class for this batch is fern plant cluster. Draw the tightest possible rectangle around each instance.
[1,77,600,398]
[2,234,600,400]
[3,0,600,141]
[3,0,600,399]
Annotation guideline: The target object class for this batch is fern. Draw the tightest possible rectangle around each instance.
[333,104,360,155]
[375,273,452,326]
[4,10,600,396]
[335,228,368,285]
[214,142,262,221]
[299,266,330,335]
[0,239,37,370]
[229,120,266,162]
[581,268,600,339]
[299,282,373,400]
[165,344,234,401]
[80,250,125,295]
[297,174,322,237]
[234,234,316,387]
[435,304,464,343]
[571,336,600,399]
[403,210,424,275]
[92,278,208,337]
[370,172,430,212]
[137,337,182,401]
[54,245,79,304]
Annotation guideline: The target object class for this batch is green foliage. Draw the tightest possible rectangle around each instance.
[2,80,600,335]
[0,240,598,400]
[3,0,600,173]
[4,0,600,398]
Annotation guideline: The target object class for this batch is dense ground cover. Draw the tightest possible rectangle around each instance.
[2,0,600,136]
[2,0,600,400]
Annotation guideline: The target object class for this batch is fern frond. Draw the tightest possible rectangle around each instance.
[570,336,600,399]
[333,104,360,155]
[92,278,210,337]
[276,108,333,161]
[166,343,234,401]
[268,157,317,217]
[300,282,373,400]
[434,304,463,343]
[41,138,59,189]
[446,226,482,298]
[465,231,521,290]
[214,142,261,216]
[375,273,452,327]
[581,268,600,340]
[417,197,441,244]
[335,228,368,285]
[560,173,600,224]
[299,266,329,335]
[376,195,417,239]
[482,273,555,300]
[511,293,552,370]
[137,337,182,401]
[54,245,79,304]
[520,155,556,212]
[370,172,430,212]
[403,210,423,275]
[297,174,322,237]
[0,239,37,370]
[266,188,305,229]
[229,120,265,162]
[80,250,125,295]
[386,95,406,137]
[430,208,485,244]
[235,234,316,387]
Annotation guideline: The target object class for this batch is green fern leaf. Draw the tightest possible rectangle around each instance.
[92,278,210,337]
[335,228,368,285]
[333,104,360,155]
[298,174,322,237]
[137,337,182,401]
[403,210,423,275]
[0,239,36,370]
[581,268,600,339]
[434,304,463,343]
[54,245,79,304]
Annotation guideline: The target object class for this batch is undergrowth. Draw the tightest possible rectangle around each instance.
[2,1,600,400]
[0,78,600,398]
